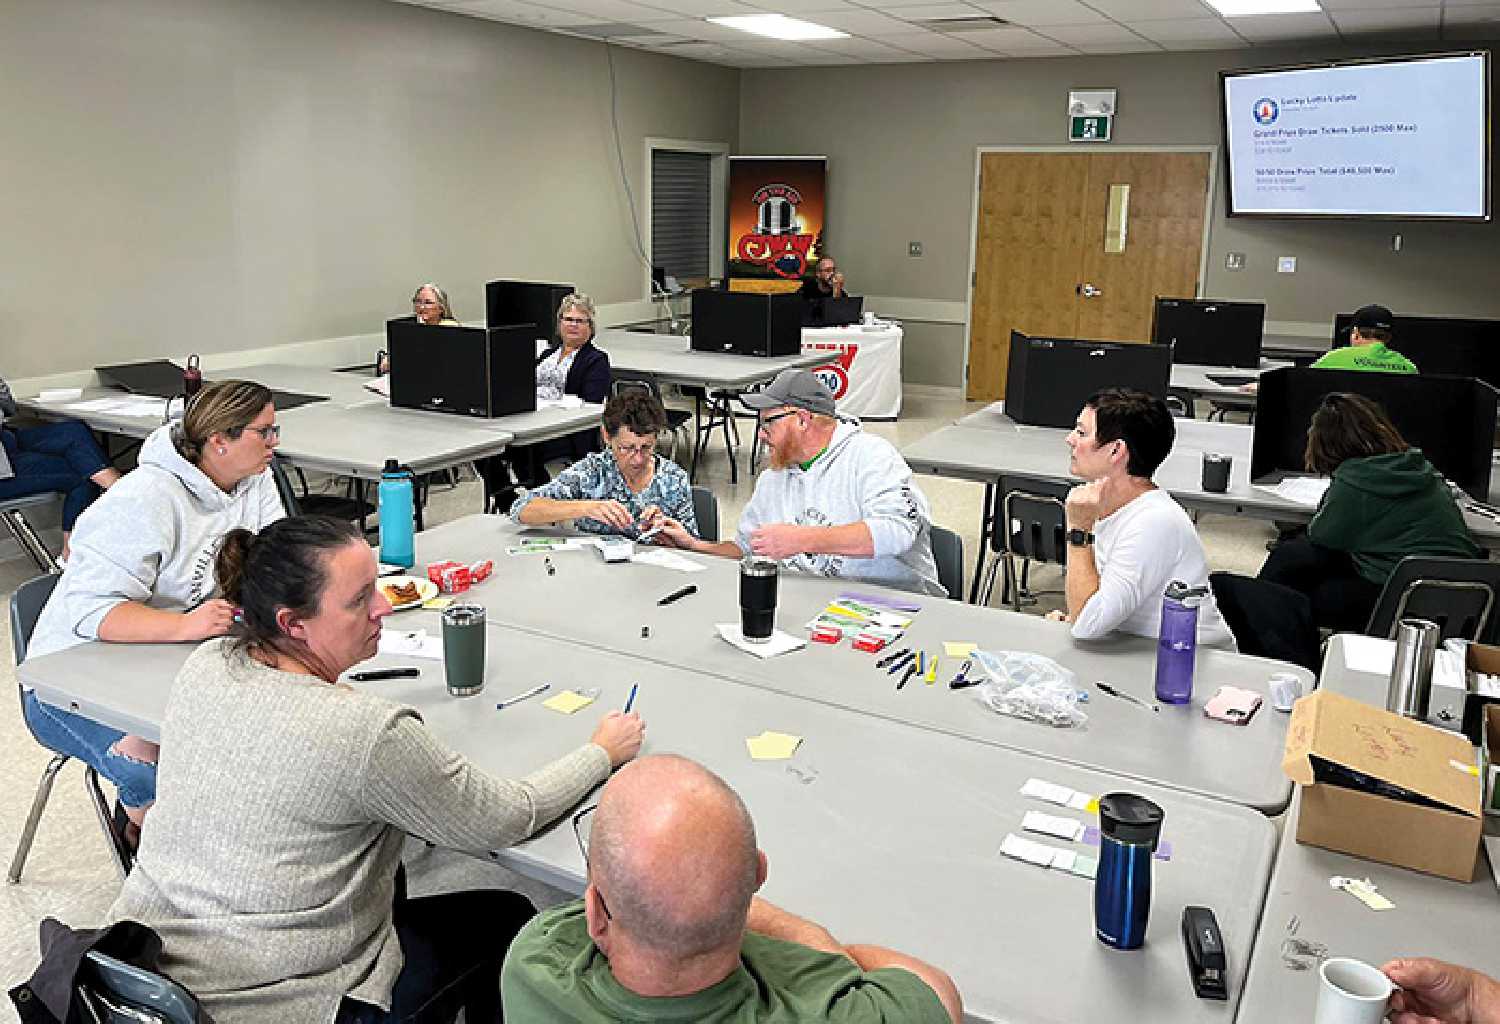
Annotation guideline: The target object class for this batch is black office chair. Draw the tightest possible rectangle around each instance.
[1165,391,1195,419]
[611,376,692,461]
[977,475,1071,611]
[9,574,131,884]
[74,949,206,1023]
[691,486,720,544]
[1365,555,1500,645]
[272,457,376,532]
[930,526,965,602]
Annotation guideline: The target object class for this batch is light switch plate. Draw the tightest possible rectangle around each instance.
[1225,251,1245,271]
[908,241,923,258]
[1277,256,1297,274]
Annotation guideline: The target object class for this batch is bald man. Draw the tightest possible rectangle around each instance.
[501,755,961,1023]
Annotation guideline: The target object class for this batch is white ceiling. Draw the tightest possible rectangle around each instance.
[396,0,1500,66]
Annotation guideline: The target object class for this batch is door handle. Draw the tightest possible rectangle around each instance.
[1077,283,1103,298]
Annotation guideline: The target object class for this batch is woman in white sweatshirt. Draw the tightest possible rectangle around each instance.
[22,381,286,838]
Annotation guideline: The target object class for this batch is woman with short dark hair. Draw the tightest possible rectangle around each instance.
[107,515,645,1024]
[510,389,698,540]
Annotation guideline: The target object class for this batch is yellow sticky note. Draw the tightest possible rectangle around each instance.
[944,642,978,658]
[543,690,597,715]
[1084,798,1100,815]
[746,731,804,760]
[422,596,454,610]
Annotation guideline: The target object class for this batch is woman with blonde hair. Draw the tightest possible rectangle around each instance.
[23,380,286,837]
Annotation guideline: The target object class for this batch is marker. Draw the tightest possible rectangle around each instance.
[624,683,639,714]
[886,651,916,675]
[897,663,919,690]
[876,646,911,669]
[495,683,550,710]
[657,584,697,606]
[350,667,420,682]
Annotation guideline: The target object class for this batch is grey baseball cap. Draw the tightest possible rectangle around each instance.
[739,369,836,417]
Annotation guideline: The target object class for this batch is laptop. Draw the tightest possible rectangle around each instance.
[803,296,864,327]
[95,360,327,411]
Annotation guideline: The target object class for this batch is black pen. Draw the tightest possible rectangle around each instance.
[876,646,911,669]
[350,667,420,682]
[1097,681,1159,713]
[897,663,919,690]
[886,651,916,675]
[657,584,697,606]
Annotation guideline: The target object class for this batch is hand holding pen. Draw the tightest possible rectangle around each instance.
[592,708,645,768]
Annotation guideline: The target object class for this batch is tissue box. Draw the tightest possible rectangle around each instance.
[1284,690,1482,882]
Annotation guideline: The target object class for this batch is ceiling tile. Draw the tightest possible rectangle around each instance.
[1128,15,1240,40]
[875,2,990,18]
[788,8,923,30]
[527,0,685,20]
[1444,1,1500,19]
[1074,38,1167,51]
[1226,11,1337,39]
[879,28,992,52]
[739,0,864,13]
[958,24,1080,48]
[637,15,769,37]
[968,0,1110,26]
[1330,7,1440,32]
[1319,0,1419,7]
[632,0,761,15]
[804,33,920,51]
[1084,0,1217,16]
[1035,22,1154,43]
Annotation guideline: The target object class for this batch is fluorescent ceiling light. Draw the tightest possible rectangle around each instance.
[706,13,848,40]
[1204,0,1322,15]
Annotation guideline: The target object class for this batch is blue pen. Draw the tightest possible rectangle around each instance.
[624,684,639,714]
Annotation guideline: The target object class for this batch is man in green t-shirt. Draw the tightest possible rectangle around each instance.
[501,755,962,1023]
[1311,304,1417,373]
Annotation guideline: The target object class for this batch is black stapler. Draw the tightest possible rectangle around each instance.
[1181,905,1228,1000]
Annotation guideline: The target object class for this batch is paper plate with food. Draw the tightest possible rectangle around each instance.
[380,575,439,611]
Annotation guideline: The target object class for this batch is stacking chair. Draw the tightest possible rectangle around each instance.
[977,475,1071,611]
[1365,555,1500,645]
[74,950,205,1024]
[9,574,131,884]
[610,377,692,462]
[1,493,63,574]
[690,486,720,544]
[271,456,375,532]
[930,526,965,602]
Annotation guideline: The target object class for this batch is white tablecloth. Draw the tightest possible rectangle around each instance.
[800,324,903,419]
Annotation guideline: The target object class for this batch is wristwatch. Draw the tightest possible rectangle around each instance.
[1066,529,1095,548]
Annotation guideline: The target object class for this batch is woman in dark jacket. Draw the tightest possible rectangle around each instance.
[1213,392,1481,667]
[484,292,611,507]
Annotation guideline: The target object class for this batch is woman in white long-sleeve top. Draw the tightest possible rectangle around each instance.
[107,514,645,1024]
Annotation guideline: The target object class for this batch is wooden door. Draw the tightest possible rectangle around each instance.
[1074,152,1211,342]
[966,151,1211,402]
[968,153,1090,402]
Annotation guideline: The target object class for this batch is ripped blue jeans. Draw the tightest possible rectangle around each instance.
[22,690,157,809]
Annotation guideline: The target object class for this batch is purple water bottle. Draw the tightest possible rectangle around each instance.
[1154,581,1207,704]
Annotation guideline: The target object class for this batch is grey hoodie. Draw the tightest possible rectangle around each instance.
[736,419,945,597]
[25,424,285,661]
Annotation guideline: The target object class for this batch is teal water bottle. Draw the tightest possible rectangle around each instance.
[378,459,415,568]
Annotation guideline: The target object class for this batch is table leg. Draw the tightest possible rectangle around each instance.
[967,481,995,604]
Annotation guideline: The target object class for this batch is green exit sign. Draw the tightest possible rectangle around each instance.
[1069,115,1112,142]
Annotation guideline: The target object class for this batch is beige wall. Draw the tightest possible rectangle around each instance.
[1,0,739,378]
[740,43,1500,387]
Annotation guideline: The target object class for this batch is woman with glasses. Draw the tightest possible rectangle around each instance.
[485,292,614,507]
[379,283,459,373]
[511,390,697,541]
[23,381,288,839]
[106,515,645,1023]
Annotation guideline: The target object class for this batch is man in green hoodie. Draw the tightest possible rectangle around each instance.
[1311,304,1417,374]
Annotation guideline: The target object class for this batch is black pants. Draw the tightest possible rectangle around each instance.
[1211,538,1384,671]
[335,874,535,1024]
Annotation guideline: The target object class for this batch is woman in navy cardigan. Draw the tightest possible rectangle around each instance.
[484,292,611,508]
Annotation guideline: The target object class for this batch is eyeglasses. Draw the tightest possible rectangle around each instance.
[413,299,440,307]
[572,804,613,920]
[243,424,280,442]
[561,316,592,326]
[757,410,798,432]
[611,440,657,458]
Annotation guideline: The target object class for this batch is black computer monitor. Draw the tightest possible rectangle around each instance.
[690,290,802,357]
[485,280,575,336]
[1330,312,1500,385]
[803,296,864,328]
[1251,366,1498,498]
[1004,331,1173,428]
[1151,298,1265,369]
[387,319,536,419]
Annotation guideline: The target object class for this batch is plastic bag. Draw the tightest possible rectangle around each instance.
[969,650,1087,728]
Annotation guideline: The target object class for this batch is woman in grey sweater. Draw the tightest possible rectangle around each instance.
[108,515,644,1023]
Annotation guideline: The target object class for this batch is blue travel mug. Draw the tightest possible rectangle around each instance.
[1094,793,1165,951]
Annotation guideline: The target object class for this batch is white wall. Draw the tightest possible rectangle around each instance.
[0,0,740,378]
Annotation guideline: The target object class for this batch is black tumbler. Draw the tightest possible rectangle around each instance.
[739,557,779,643]
[1201,453,1231,493]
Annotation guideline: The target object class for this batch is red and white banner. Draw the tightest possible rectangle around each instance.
[801,325,903,420]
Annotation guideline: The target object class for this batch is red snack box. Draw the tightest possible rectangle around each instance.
[811,624,842,645]
[852,633,888,653]
[426,561,460,586]
[440,564,472,594]
[468,559,494,583]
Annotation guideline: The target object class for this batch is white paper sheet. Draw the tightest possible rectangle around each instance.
[715,624,806,659]
[1341,634,1395,677]
[378,628,444,660]
[631,548,707,573]
[1252,476,1331,507]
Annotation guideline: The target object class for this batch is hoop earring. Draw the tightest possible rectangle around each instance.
[217,447,227,456]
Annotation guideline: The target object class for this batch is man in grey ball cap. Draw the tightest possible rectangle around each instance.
[654,369,944,597]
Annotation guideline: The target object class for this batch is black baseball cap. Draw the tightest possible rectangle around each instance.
[739,369,836,417]
[1351,304,1395,332]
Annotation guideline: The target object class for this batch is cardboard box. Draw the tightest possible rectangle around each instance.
[1283,690,1482,882]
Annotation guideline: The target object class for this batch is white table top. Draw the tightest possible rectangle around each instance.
[17,362,602,480]
[19,568,1277,1023]
[1169,359,1289,403]
[597,328,826,389]
[1235,635,1500,1022]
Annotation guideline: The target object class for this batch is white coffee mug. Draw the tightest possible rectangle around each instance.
[1315,957,1393,1024]
[862,311,876,327]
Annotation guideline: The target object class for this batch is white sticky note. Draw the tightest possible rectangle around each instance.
[999,834,1054,867]
[377,629,444,660]
[1021,779,1070,804]
[1066,792,1094,811]
[717,624,806,659]
[1022,811,1085,842]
